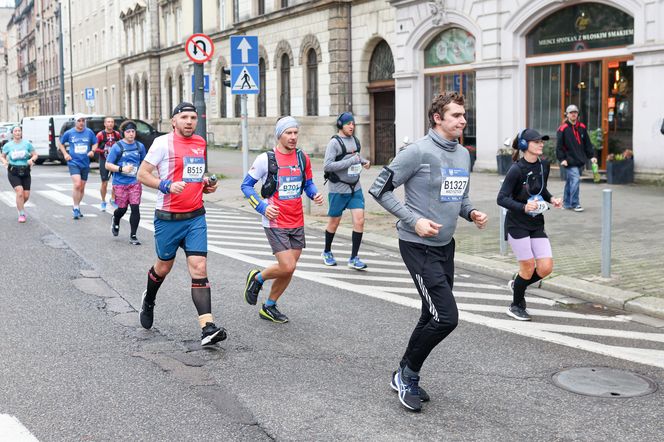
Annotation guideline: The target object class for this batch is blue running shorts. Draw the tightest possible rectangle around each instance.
[68,163,90,181]
[154,214,208,261]
[327,190,365,217]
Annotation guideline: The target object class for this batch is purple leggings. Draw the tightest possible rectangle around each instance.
[507,234,552,261]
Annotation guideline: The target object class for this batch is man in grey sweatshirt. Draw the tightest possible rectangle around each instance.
[321,112,371,270]
[369,91,488,412]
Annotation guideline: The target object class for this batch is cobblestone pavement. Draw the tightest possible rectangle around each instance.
[204,147,663,301]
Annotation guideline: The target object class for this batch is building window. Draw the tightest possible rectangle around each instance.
[233,0,239,23]
[135,81,140,117]
[219,68,227,118]
[234,95,241,118]
[281,0,288,8]
[143,79,148,119]
[258,58,266,117]
[305,49,318,116]
[178,74,183,103]
[167,76,173,116]
[368,40,394,82]
[126,83,132,115]
[257,0,265,15]
[279,53,290,116]
[424,28,475,67]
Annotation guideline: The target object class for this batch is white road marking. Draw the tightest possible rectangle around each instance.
[0,414,40,441]
[371,286,557,305]
[456,303,629,322]
[35,190,84,206]
[0,191,35,207]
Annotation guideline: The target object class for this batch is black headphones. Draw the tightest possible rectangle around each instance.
[336,112,352,129]
[517,129,528,151]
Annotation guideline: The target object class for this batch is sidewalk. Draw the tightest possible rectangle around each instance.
[203,146,664,319]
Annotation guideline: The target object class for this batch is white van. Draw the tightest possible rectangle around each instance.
[21,115,74,164]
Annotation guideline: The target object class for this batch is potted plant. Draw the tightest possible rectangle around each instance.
[496,138,513,175]
[606,149,634,184]
[464,145,476,172]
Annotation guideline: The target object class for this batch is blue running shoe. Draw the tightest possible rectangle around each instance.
[395,367,422,412]
[347,256,367,270]
[72,208,81,220]
[100,201,107,212]
[391,370,430,402]
[321,251,337,266]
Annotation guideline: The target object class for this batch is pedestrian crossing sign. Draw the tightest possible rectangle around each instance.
[231,65,259,95]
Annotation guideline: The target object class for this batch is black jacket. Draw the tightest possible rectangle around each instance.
[556,121,595,168]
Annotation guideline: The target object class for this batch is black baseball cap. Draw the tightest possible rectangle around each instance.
[171,102,197,117]
[521,128,550,141]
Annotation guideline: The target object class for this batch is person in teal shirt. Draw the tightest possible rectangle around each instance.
[1,126,38,223]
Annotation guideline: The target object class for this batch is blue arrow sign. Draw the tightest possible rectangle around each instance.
[230,36,258,65]
[230,35,260,95]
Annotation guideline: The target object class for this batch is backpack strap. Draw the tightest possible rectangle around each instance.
[260,150,279,198]
[296,148,306,194]
[332,135,348,161]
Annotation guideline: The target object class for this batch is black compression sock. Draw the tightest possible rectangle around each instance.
[512,275,529,307]
[351,231,363,258]
[146,266,165,304]
[129,204,140,236]
[527,271,543,286]
[191,277,211,316]
[324,230,335,253]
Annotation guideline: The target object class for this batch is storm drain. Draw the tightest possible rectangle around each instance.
[552,367,658,398]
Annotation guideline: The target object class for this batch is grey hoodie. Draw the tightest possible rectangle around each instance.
[370,128,475,246]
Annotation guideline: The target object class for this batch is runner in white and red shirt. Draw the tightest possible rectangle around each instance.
[137,102,226,347]
[240,116,324,323]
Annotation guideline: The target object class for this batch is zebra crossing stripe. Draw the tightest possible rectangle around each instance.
[456,303,630,322]
[0,414,39,441]
[35,190,83,206]
[0,191,35,207]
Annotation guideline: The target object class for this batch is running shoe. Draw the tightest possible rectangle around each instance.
[321,251,337,266]
[111,217,119,236]
[573,205,584,212]
[72,208,81,220]
[394,367,422,412]
[129,235,141,245]
[18,215,26,223]
[506,304,531,321]
[244,269,263,305]
[391,370,430,402]
[259,303,289,323]
[201,322,227,346]
[507,273,517,292]
[100,201,107,212]
[139,289,155,329]
[347,256,368,270]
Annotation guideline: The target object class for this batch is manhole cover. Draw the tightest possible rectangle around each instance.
[552,367,658,398]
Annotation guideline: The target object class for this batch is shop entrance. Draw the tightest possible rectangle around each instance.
[527,58,633,166]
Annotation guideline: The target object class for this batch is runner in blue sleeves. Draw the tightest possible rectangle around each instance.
[57,114,98,219]
[104,120,147,245]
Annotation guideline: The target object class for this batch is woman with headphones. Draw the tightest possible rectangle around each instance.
[497,129,562,321]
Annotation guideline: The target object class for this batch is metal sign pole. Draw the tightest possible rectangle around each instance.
[241,94,249,175]
[193,0,207,170]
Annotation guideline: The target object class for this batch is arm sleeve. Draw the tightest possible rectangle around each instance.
[497,166,526,213]
[371,146,422,228]
[303,154,318,199]
[240,174,267,215]
[323,139,360,172]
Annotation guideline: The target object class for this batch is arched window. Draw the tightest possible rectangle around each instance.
[234,95,241,118]
[279,53,290,116]
[167,76,173,116]
[258,58,266,117]
[177,74,183,104]
[134,81,140,117]
[219,67,227,118]
[143,79,148,119]
[126,82,132,116]
[306,49,318,116]
[369,40,394,82]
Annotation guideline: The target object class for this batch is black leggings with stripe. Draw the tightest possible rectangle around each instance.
[398,239,459,372]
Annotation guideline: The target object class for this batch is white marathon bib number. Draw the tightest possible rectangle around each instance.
[278,175,302,200]
[527,194,548,216]
[73,143,88,154]
[347,163,362,177]
[121,161,137,176]
[440,168,469,202]
[10,150,27,160]
[182,157,205,182]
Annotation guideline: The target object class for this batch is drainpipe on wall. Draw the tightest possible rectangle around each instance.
[346,1,353,112]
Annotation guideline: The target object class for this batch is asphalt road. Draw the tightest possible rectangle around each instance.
[1,164,663,441]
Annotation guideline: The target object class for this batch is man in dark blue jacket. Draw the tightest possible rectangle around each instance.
[556,104,597,212]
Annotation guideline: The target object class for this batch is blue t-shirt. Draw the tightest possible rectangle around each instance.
[2,140,35,166]
[106,140,146,185]
[60,127,97,168]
